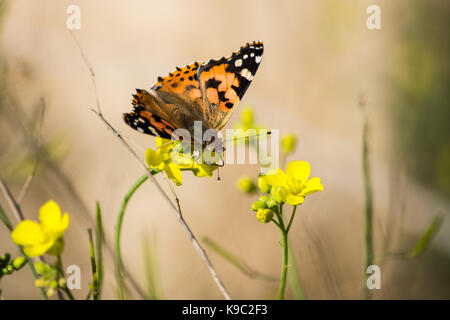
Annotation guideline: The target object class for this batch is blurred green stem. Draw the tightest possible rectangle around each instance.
[274,205,286,300]
[288,245,306,300]
[115,173,153,299]
[95,202,104,299]
[361,108,374,300]
[87,228,99,300]
[278,224,288,300]
[56,254,74,300]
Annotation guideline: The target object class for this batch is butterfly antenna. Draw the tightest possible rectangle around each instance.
[217,167,221,182]
[225,130,271,143]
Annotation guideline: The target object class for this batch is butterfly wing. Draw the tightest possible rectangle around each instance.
[123,89,176,139]
[123,41,263,137]
[198,41,264,130]
[151,61,206,130]
[123,61,206,138]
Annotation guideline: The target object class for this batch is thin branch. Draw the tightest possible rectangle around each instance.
[0,178,25,223]
[71,32,231,299]
[286,205,297,233]
[69,31,101,115]
[17,97,46,204]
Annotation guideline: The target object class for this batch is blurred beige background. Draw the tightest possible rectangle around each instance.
[1,0,449,299]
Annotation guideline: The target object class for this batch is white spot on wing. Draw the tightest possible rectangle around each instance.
[148,126,158,136]
[235,59,242,67]
[240,69,253,80]
[255,56,262,63]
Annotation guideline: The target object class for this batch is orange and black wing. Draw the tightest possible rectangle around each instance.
[123,89,176,139]
[198,41,263,129]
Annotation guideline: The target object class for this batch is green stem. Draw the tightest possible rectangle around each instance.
[278,224,288,300]
[362,111,374,300]
[275,206,289,300]
[115,173,151,299]
[87,229,98,300]
[286,205,297,233]
[95,202,104,300]
[276,205,301,300]
[56,255,75,300]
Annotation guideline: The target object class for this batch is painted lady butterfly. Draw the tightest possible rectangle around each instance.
[123,41,264,142]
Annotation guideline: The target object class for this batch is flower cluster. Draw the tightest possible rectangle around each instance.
[11,200,69,257]
[34,262,66,298]
[0,253,27,278]
[251,160,324,223]
[145,138,219,186]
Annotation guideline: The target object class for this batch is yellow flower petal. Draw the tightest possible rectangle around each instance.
[164,163,183,186]
[286,161,311,185]
[285,194,305,205]
[264,168,287,187]
[55,213,70,237]
[193,164,217,177]
[23,240,54,257]
[157,137,176,154]
[145,149,163,168]
[156,137,170,148]
[11,220,47,246]
[39,200,64,234]
[301,177,324,196]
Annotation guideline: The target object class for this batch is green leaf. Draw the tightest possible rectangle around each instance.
[409,212,444,258]
[203,236,278,282]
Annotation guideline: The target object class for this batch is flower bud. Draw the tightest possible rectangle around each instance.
[241,107,254,127]
[251,200,267,211]
[256,208,274,224]
[266,196,278,209]
[34,278,47,288]
[236,176,256,194]
[12,256,27,270]
[0,253,11,267]
[2,265,13,275]
[258,176,271,194]
[50,280,58,289]
[34,262,47,275]
[281,133,297,154]
[58,278,66,288]
[46,287,55,298]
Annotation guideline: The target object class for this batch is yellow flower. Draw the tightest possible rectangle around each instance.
[11,200,69,257]
[236,175,257,194]
[145,137,218,186]
[256,208,274,224]
[281,133,297,155]
[265,161,323,205]
[145,138,183,186]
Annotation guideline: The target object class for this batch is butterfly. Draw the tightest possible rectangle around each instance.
[123,41,263,143]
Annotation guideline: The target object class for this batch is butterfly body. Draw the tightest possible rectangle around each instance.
[124,41,264,141]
